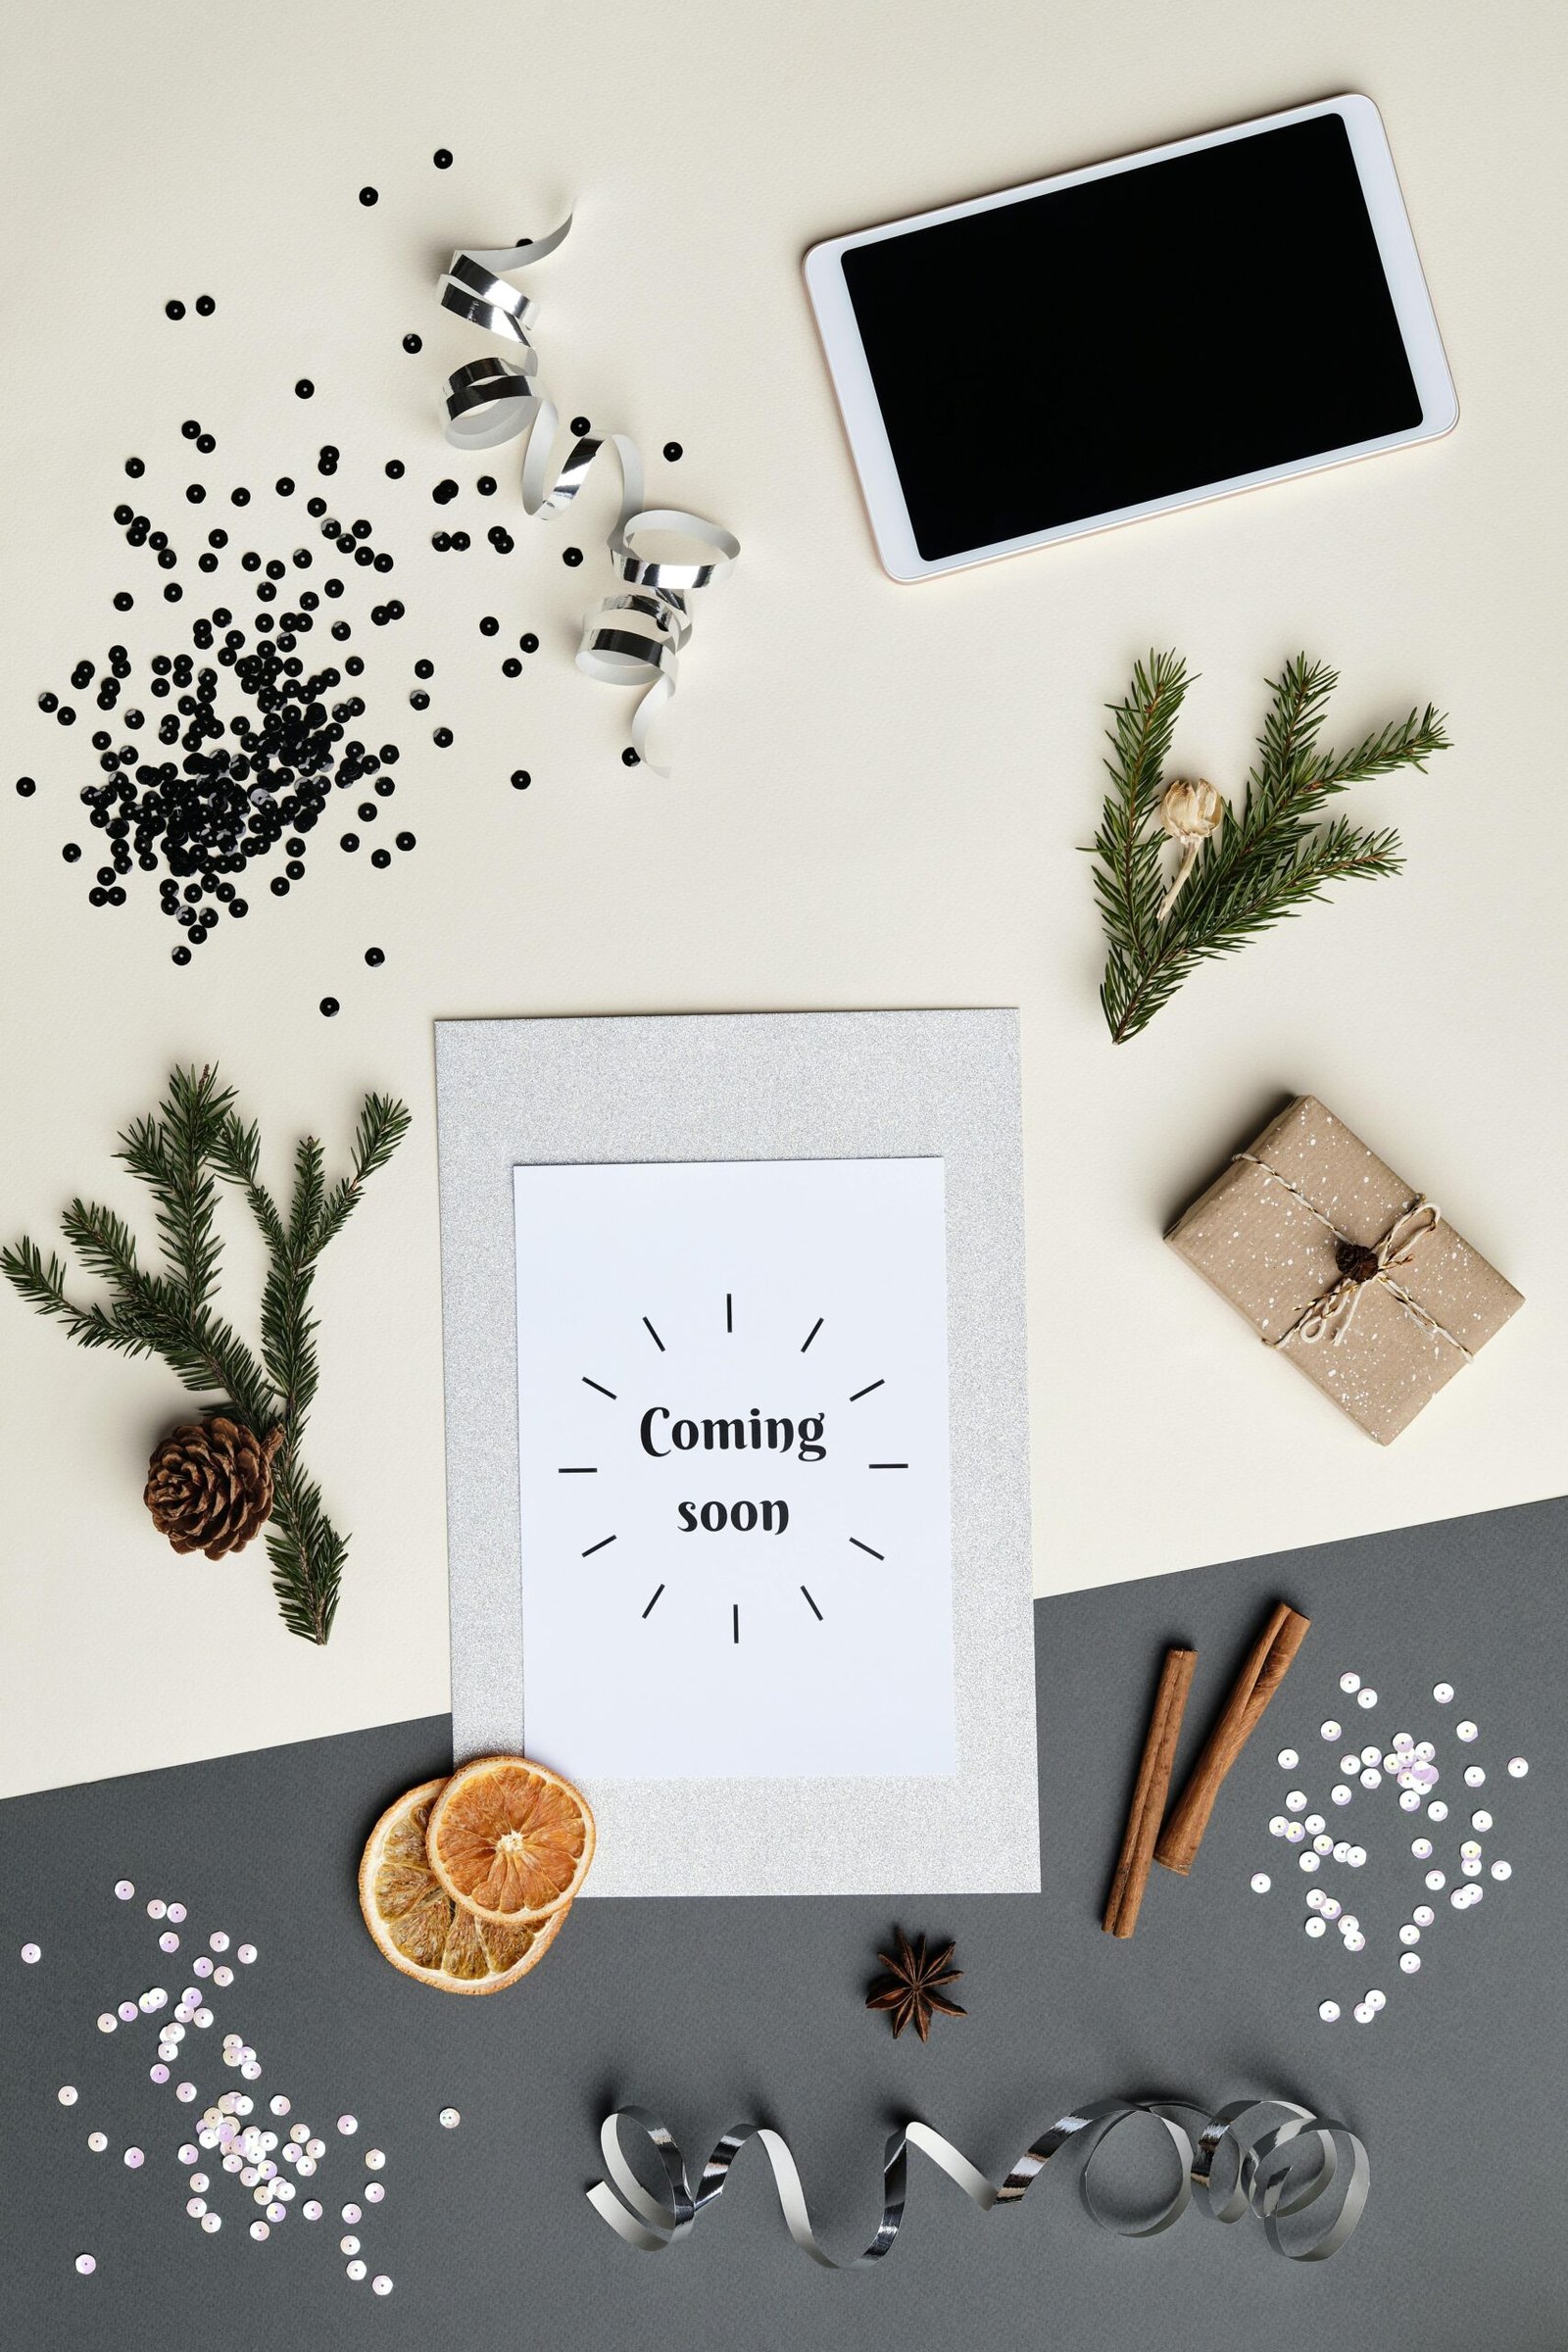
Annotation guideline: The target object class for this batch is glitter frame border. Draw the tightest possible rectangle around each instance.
[434,1009,1039,1896]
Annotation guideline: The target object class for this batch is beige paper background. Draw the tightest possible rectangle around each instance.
[1,0,1562,1796]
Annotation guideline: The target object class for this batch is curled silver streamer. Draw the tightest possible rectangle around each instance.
[436,219,739,774]
[588,2095,1369,2268]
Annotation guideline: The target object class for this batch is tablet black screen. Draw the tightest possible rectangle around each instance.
[841,114,1423,561]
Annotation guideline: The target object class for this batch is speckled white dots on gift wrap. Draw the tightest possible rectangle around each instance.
[1166,1095,1524,1443]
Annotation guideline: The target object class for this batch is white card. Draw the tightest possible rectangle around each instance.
[513,1155,956,1779]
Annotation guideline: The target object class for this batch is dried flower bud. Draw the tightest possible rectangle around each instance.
[1160,777,1226,844]
[1157,777,1227,921]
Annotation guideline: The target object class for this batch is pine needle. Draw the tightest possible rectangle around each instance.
[1087,653,1450,1043]
[2,1067,409,1644]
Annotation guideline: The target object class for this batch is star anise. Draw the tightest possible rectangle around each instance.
[865,1927,965,2042]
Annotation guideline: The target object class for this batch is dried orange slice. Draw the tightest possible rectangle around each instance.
[425,1753,595,1924]
[359,1778,568,1993]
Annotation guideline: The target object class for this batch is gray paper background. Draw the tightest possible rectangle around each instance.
[3,1496,1564,2351]
[434,1010,1039,1895]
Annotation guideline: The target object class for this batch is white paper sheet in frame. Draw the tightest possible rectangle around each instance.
[514,1155,956,1780]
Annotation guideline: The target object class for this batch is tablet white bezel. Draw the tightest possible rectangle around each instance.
[804,94,1457,583]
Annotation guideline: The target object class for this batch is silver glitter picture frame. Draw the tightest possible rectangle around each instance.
[434,1009,1040,1896]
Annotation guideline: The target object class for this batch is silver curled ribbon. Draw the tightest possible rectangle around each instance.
[588,2095,1369,2268]
[436,218,739,774]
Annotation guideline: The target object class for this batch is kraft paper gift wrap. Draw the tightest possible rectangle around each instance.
[1167,1096,1524,1444]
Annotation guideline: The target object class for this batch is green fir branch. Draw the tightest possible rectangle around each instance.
[3,1068,409,1645]
[0,1237,147,1355]
[267,1461,349,1645]
[1085,651,1193,1009]
[314,1095,413,1254]
[1087,653,1450,1044]
[209,1111,287,1258]
[116,1065,233,1309]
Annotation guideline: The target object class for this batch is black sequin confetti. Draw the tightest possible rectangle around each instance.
[511,769,531,790]
[476,475,497,496]
[359,186,378,206]
[366,946,385,964]
[165,300,185,320]
[433,149,453,170]
[563,546,583,567]
[662,441,683,462]
[402,333,422,355]
[320,996,340,1016]
[195,296,217,317]
[125,458,145,478]
[570,416,591,437]
[385,461,405,480]
[295,379,315,400]
[16,776,35,797]
[519,633,539,654]
[622,748,640,765]
[432,480,459,505]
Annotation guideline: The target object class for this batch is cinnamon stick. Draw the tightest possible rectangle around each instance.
[1154,1600,1310,1877]
[1102,1645,1197,1937]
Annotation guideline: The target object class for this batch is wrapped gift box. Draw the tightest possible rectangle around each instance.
[1167,1095,1523,1444]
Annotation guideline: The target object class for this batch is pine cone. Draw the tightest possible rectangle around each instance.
[144,1418,283,1560]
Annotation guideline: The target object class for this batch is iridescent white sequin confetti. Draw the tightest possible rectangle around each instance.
[58,1886,401,2300]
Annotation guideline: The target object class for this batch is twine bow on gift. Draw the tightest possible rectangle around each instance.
[1230,1157,1473,1358]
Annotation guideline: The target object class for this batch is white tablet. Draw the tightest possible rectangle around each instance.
[805,96,1456,582]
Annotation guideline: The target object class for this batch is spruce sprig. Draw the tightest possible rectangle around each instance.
[2,1068,409,1644]
[1088,653,1450,1044]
